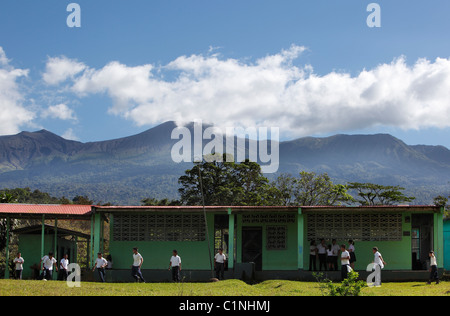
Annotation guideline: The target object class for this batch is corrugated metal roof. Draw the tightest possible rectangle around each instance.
[0,204,93,216]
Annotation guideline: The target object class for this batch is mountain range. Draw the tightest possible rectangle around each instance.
[0,121,449,205]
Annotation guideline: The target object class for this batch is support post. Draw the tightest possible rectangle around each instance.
[74,236,78,264]
[93,212,102,258]
[434,209,444,268]
[54,218,58,280]
[90,215,94,268]
[4,216,10,279]
[227,208,234,270]
[41,215,45,259]
[297,208,304,270]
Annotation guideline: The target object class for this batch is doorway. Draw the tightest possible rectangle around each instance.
[411,214,434,270]
[242,227,263,271]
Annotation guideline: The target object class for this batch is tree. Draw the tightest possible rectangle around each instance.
[72,195,94,205]
[293,172,354,206]
[434,195,450,218]
[0,192,17,204]
[271,174,297,206]
[178,154,279,206]
[141,198,181,206]
[0,192,18,253]
[347,182,415,206]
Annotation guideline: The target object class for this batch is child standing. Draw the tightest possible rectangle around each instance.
[427,251,439,285]
[326,245,335,271]
[13,253,24,280]
[169,250,182,282]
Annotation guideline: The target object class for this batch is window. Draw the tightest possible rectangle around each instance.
[267,226,287,250]
[307,213,403,242]
[113,214,206,242]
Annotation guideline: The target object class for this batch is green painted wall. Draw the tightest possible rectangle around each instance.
[444,220,450,271]
[235,213,299,270]
[303,212,413,271]
[108,213,216,270]
[18,235,74,279]
[106,210,444,273]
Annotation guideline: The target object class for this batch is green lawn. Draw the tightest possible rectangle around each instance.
[0,279,449,296]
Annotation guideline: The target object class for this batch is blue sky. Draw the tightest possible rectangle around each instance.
[1,0,450,147]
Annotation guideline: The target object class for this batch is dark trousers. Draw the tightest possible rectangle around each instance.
[309,255,317,271]
[318,254,327,271]
[429,265,439,283]
[341,264,349,280]
[42,268,53,280]
[97,268,106,283]
[132,266,145,282]
[58,268,68,281]
[332,256,339,271]
[15,270,23,280]
[215,262,225,280]
[172,266,180,282]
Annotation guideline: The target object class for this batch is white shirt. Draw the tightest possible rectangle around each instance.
[170,255,181,267]
[317,244,327,254]
[331,244,340,256]
[133,253,143,267]
[341,250,350,265]
[309,245,317,256]
[374,251,384,269]
[14,257,24,270]
[215,253,226,263]
[42,256,57,270]
[348,244,355,253]
[326,249,334,257]
[430,255,437,267]
[60,258,69,270]
[96,257,108,268]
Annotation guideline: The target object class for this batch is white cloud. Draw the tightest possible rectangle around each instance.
[0,47,34,135]
[61,128,80,141]
[42,56,86,85]
[48,46,450,137]
[41,103,77,121]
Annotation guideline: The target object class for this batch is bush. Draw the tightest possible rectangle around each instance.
[314,271,367,296]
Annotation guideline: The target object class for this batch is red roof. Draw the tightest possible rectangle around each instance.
[0,204,93,216]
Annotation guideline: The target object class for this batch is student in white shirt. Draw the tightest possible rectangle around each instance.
[131,248,146,283]
[40,252,58,280]
[340,245,350,280]
[13,253,24,280]
[317,239,328,271]
[92,252,108,283]
[169,249,182,282]
[309,241,318,272]
[214,248,227,280]
[58,254,69,281]
[326,245,335,271]
[427,251,439,285]
[331,239,340,271]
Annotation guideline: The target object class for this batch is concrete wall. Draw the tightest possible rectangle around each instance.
[444,220,450,271]
[108,213,216,271]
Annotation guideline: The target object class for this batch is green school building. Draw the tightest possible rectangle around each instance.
[0,204,446,282]
[92,205,446,282]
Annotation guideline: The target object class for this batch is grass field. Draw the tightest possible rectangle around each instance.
[0,279,449,296]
